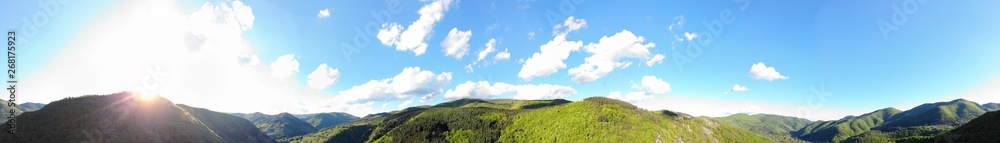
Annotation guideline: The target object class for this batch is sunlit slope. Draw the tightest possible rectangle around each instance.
[289,97,767,143]
[0,92,226,142]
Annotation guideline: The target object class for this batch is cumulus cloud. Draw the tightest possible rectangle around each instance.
[476,38,498,62]
[444,81,515,99]
[307,64,340,90]
[749,62,789,81]
[376,0,456,56]
[494,49,510,61]
[732,84,748,92]
[684,32,698,41]
[443,81,576,100]
[646,54,664,67]
[441,28,473,59]
[518,16,586,81]
[510,84,577,100]
[317,8,330,18]
[398,100,413,108]
[607,91,653,103]
[337,67,452,104]
[270,54,300,78]
[568,30,656,83]
[633,76,671,95]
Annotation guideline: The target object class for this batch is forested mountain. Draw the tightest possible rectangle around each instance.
[286,97,768,143]
[255,112,319,140]
[176,104,276,143]
[0,92,267,142]
[934,110,1000,142]
[295,112,360,129]
[715,113,813,142]
[1,92,997,143]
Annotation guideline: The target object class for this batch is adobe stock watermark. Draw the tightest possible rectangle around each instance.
[339,0,405,63]
[82,65,167,142]
[794,84,834,120]
[877,0,928,41]
[544,0,585,27]
[16,0,72,45]
[672,0,750,72]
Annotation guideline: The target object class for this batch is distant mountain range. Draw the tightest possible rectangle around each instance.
[0,100,46,123]
[1,92,998,142]
[717,98,1000,143]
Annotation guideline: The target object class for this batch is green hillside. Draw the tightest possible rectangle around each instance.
[296,112,360,129]
[715,113,812,142]
[285,113,389,143]
[256,112,319,140]
[794,107,901,142]
[17,102,45,112]
[0,92,226,142]
[244,112,272,124]
[288,97,768,143]
[0,100,24,123]
[934,110,1000,142]
[982,103,1000,111]
[177,104,277,143]
[876,99,986,131]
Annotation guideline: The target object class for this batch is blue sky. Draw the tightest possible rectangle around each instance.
[3,0,1000,120]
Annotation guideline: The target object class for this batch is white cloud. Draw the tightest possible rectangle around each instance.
[646,54,664,67]
[376,0,456,56]
[377,23,404,47]
[554,16,587,35]
[527,31,535,39]
[635,76,671,95]
[607,91,653,103]
[510,84,576,100]
[568,30,656,83]
[443,81,576,100]
[732,84,748,92]
[317,8,330,18]
[398,100,413,108]
[494,49,510,61]
[444,81,515,99]
[518,17,586,81]
[270,54,300,78]
[307,64,340,90]
[464,64,474,73]
[337,67,452,104]
[749,62,789,81]
[684,32,698,41]
[476,38,498,62]
[441,28,472,59]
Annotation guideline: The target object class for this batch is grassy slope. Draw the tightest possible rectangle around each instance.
[714,113,812,142]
